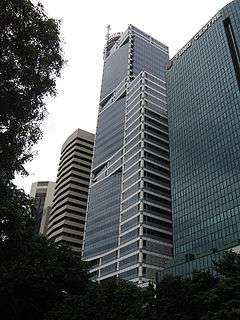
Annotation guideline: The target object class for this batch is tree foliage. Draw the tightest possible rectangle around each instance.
[203,251,240,320]
[45,278,155,320]
[0,181,35,254]
[0,179,90,320]
[156,271,216,320]
[0,182,89,320]
[0,0,64,182]
[0,233,89,320]
[156,252,240,320]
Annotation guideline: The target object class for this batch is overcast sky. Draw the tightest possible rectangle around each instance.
[15,0,232,193]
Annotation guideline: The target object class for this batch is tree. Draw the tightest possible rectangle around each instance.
[156,271,216,320]
[156,275,189,320]
[0,177,90,320]
[0,233,90,320]
[45,278,151,320]
[45,284,99,320]
[142,282,157,320]
[214,250,240,278]
[0,0,64,183]
[96,278,145,320]
[155,252,240,320]
[0,182,35,255]
[203,252,240,320]
[0,2,85,319]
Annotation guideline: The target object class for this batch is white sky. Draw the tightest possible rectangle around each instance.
[15,0,232,193]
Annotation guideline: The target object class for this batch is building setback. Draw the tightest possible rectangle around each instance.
[30,181,56,235]
[160,0,240,278]
[83,25,172,284]
[47,129,94,254]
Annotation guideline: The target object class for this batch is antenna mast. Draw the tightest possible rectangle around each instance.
[105,24,111,42]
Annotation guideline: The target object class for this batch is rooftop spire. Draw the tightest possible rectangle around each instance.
[105,24,111,42]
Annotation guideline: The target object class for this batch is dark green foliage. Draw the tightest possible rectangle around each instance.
[203,252,240,320]
[0,2,86,320]
[156,273,215,320]
[156,275,189,320]
[142,282,157,320]
[0,180,89,320]
[0,234,89,320]
[0,183,89,320]
[214,250,240,278]
[0,0,64,182]
[0,179,90,320]
[95,278,145,320]
[156,253,240,320]
[3,249,240,320]
[0,181,35,252]
[45,278,155,320]
[45,287,99,320]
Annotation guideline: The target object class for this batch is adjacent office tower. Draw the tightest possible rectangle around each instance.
[47,129,94,254]
[83,25,172,284]
[30,181,56,235]
[161,0,240,277]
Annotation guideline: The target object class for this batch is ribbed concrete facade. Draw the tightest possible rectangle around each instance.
[47,129,94,253]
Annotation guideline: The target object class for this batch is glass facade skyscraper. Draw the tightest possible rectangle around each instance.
[83,25,172,284]
[160,0,240,278]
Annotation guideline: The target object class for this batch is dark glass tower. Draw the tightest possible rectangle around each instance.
[83,25,172,284]
[161,0,240,277]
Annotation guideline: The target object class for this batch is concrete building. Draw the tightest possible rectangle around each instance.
[30,181,56,235]
[83,25,172,284]
[159,0,240,278]
[47,129,94,254]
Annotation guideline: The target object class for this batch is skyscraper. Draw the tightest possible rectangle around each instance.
[47,129,94,254]
[30,181,56,234]
[160,0,240,278]
[83,25,172,284]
